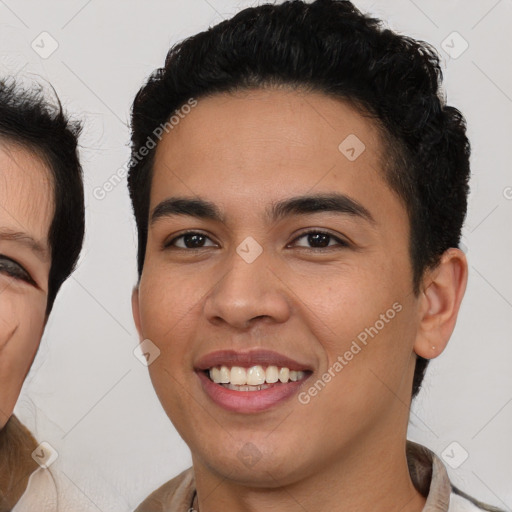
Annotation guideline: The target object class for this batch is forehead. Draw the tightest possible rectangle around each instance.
[150,88,396,218]
[0,142,53,258]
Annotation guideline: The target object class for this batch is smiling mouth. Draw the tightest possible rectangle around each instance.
[205,365,310,391]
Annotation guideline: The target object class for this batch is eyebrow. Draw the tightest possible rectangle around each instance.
[0,228,49,258]
[151,193,375,226]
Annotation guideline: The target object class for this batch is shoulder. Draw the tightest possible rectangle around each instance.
[14,463,125,512]
[135,468,195,512]
[406,440,505,512]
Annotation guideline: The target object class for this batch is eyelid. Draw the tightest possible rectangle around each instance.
[288,229,351,249]
[0,254,36,285]
[163,230,219,249]
[163,228,350,251]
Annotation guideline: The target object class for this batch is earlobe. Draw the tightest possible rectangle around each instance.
[131,286,143,341]
[414,248,468,360]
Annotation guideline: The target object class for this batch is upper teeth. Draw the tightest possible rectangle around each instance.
[209,365,306,385]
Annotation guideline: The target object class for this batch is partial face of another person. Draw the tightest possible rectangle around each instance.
[132,88,454,485]
[0,142,52,429]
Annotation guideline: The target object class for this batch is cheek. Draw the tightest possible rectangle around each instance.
[313,301,418,421]
[300,263,416,398]
[137,270,204,397]
[288,263,394,350]
[0,295,46,427]
[138,265,213,338]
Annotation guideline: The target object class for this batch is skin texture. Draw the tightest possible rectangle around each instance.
[132,88,467,512]
[0,142,52,430]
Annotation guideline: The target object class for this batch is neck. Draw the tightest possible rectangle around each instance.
[192,433,426,512]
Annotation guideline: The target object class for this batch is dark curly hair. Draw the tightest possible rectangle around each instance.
[0,78,85,315]
[127,0,471,399]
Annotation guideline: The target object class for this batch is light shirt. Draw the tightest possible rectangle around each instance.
[12,463,129,512]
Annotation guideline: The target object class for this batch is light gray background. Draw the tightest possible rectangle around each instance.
[1,0,510,510]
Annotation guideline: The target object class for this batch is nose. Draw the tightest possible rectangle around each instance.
[203,244,291,331]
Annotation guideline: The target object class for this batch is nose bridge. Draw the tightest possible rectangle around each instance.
[204,238,290,328]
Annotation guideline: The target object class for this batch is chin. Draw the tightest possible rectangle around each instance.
[190,433,315,487]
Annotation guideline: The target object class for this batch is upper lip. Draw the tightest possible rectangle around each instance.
[195,349,312,372]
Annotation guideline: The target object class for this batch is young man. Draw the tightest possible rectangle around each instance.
[128,1,503,510]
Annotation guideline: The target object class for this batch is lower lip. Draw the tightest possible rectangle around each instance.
[197,371,308,413]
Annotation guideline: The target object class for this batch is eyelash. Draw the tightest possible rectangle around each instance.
[164,230,350,251]
[0,254,35,284]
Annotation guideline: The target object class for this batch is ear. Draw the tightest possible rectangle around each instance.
[414,248,468,360]
[131,286,143,342]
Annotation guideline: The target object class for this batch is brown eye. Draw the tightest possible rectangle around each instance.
[290,231,349,249]
[165,232,217,249]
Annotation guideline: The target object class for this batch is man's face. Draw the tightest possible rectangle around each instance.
[133,88,423,485]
